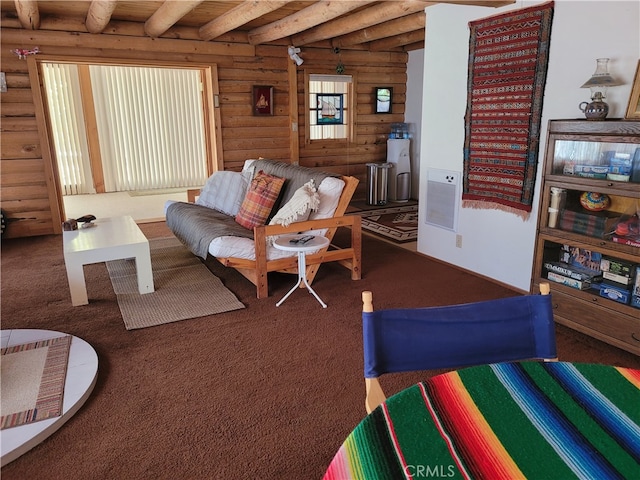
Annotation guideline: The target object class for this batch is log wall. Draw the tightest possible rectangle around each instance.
[0,24,407,238]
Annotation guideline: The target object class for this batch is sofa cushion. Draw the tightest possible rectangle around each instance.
[208,236,301,262]
[196,170,251,216]
[235,171,285,229]
[269,179,320,227]
[166,202,253,259]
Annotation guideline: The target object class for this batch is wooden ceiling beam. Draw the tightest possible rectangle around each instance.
[404,40,425,52]
[291,0,433,47]
[434,0,514,6]
[13,0,40,30]
[5,0,516,51]
[0,12,250,44]
[247,0,376,46]
[144,0,205,38]
[86,0,118,34]
[332,11,425,48]
[200,0,291,41]
[369,29,425,51]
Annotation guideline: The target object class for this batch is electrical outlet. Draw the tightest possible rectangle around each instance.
[456,234,462,248]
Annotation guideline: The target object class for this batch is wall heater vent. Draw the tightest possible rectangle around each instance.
[425,168,460,232]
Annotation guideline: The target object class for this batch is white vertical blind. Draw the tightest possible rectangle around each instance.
[90,65,207,191]
[42,63,95,195]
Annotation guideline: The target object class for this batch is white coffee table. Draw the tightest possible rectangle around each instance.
[63,216,154,306]
[273,234,330,308]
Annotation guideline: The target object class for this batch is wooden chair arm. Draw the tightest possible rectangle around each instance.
[251,215,361,286]
[254,215,360,237]
[187,189,201,203]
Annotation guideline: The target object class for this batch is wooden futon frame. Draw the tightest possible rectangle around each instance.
[186,175,361,299]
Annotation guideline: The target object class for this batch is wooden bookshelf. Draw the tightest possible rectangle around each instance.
[531,119,640,355]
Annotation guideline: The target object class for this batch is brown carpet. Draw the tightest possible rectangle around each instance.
[1,222,639,479]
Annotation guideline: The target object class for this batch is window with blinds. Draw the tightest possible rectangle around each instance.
[42,63,95,195]
[42,63,208,195]
[308,74,353,141]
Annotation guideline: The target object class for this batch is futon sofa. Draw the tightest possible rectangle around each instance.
[165,159,361,299]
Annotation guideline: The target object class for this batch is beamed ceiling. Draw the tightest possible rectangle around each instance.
[1,0,514,52]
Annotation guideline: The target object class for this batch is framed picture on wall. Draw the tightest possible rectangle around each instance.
[625,60,640,120]
[375,87,392,114]
[253,85,273,116]
[316,94,343,124]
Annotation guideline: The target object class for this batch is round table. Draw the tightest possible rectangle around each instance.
[272,234,330,308]
[323,361,640,479]
[1,329,98,466]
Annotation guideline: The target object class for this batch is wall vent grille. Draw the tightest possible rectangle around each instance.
[425,168,459,232]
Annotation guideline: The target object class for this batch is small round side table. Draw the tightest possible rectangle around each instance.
[272,234,330,308]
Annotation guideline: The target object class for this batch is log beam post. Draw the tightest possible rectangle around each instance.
[332,11,425,48]
[200,0,291,41]
[144,0,205,38]
[248,0,375,45]
[86,0,118,34]
[291,1,433,47]
[14,0,39,30]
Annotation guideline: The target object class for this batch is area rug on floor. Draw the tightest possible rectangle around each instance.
[106,237,245,330]
[1,335,71,429]
[359,205,418,243]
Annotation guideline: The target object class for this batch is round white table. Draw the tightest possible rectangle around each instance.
[1,329,98,466]
[323,362,640,479]
[272,234,330,308]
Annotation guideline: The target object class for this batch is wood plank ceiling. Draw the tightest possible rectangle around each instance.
[2,0,514,52]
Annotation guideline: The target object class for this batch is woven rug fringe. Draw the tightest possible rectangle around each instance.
[462,200,531,221]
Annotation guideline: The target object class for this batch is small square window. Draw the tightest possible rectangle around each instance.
[307,74,352,141]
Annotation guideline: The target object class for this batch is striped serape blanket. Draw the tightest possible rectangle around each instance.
[323,362,640,479]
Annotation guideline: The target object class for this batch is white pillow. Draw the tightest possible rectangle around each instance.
[196,170,251,216]
[308,176,345,220]
[269,180,320,227]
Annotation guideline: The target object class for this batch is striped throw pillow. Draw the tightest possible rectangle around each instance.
[235,171,285,230]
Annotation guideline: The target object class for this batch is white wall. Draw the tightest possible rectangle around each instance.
[417,0,640,291]
[406,49,424,199]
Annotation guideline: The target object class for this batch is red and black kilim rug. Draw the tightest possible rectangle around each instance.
[462,1,554,218]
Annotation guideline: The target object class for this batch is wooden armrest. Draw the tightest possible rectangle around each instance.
[253,215,361,279]
[187,189,201,203]
[255,215,360,237]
